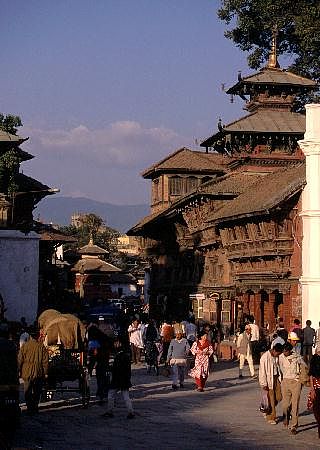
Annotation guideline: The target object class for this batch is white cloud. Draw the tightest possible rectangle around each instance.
[23,120,186,169]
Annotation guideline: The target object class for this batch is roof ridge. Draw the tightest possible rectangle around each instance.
[141,147,192,177]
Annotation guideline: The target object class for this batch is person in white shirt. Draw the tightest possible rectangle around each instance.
[237,324,256,378]
[128,319,144,364]
[248,316,260,362]
[271,332,285,349]
[259,343,283,425]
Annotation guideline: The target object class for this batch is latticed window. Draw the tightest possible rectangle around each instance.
[186,176,199,193]
[169,176,183,195]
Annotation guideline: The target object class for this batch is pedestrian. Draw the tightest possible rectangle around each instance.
[102,337,134,419]
[316,322,320,349]
[258,342,283,425]
[160,320,174,362]
[145,320,160,374]
[237,324,256,379]
[276,319,288,342]
[290,319,303,355]
[189,331,214,392]
[128,319,144,364]
[95,335,112,404]
[270,332,285,349]
[184,318,197,347]
[279,342,307,435]
[18,328,48,415]
[167,330,190,389]
[248,315,260,363]
[302,320,316,364]
[287,332,300,354]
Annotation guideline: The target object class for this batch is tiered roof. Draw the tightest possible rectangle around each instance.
[142,147,231,178]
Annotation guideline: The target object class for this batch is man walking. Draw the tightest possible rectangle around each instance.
[279,342,307,435]
[18,328,48,414]
[237,324,256,379]
[167,329,190,389]
[302,320,316,363]
[103,337,134,419]
[248,316,260,363]
[259,343,283,425]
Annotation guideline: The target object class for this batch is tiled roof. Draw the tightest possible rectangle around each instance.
[0,130,25,143]
[201,110,305,147]
[142,147,232,178]
[127,209,167,234]
[224,110,305,134]
[15,173,51,194]
[226,67,316,94]
[206,164,305,224]
[72,258,121,273]
[127,172,260,234]
[79,242,108,255]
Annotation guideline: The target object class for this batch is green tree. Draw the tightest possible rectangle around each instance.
[218,0,320,86]
[0,114,22,135]
[60,214,121,264]
[78,213,103,242]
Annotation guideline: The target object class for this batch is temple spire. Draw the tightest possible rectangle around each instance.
[266,26,280,69]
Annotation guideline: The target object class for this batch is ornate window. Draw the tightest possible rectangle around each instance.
[169,176,183,195]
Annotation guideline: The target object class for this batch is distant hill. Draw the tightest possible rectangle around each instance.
[34,196,149,233]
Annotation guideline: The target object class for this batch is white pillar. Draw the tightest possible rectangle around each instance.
[299,104,320,329]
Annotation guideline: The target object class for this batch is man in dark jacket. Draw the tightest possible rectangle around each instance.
[102,337,134,419]
[18,328,48,414]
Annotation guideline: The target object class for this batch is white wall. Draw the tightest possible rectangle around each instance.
[299,104,320,328]
[0,230,40,324]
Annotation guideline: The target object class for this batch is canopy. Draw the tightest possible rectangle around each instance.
[38,309,86,349]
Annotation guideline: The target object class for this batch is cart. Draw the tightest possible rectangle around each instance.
[38,310,90,408]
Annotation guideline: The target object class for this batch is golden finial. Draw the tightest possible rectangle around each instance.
[266,26,280,69]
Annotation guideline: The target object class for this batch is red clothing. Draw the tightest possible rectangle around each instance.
[161,324,174,343]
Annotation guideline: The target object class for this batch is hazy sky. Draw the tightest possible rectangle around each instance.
[2,0,252,205]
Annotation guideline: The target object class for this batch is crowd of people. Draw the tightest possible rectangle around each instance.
[2,311,320,443]
[236,315,320,439]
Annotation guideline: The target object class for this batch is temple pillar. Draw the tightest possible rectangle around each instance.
[299,104,320,327]
[268,292,276,332]
[243,293,250,316]
[254,293,262,327]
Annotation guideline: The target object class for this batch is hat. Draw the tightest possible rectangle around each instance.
[288,331,299,341]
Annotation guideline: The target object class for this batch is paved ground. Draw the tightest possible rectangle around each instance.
[12,361,319,450]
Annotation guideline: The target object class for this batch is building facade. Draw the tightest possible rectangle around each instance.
[128,47,316,333]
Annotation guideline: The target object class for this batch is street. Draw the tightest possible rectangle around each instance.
[12,361,319,450]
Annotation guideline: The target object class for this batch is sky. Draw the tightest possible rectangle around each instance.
[1,0,252,205]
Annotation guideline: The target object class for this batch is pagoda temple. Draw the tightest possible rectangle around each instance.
[128,42,318,335]
[0,125,57,323]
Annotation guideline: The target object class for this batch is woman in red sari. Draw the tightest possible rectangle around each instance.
[189,331,214,392]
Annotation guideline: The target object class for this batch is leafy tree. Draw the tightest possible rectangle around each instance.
[217,0,320,87]
[60,214,121,264]
[0,114,22,135]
